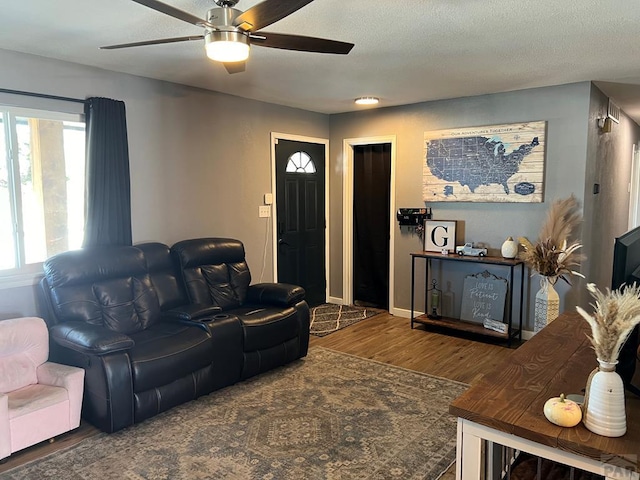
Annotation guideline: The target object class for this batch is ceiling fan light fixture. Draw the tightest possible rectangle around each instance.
[205,30,250,62]
[355,96,379,106]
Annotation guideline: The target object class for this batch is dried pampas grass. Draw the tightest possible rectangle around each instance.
[519,195,584,284]
[576,283,640,363]
[539,195,582,248]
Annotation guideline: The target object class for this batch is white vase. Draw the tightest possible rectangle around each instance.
[501,236,518,259]
[534,276,559,333]
[583,359,627,437]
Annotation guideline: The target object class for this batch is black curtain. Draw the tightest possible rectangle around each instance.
[83,97,132,247]
[353,144,391,309]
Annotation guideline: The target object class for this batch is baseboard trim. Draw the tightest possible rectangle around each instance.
[521,329,534,340]
[392,307,425,318]
[327,296,343,305]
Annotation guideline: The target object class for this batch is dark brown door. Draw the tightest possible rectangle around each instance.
[275,139,326,306]
[353,143,391,309]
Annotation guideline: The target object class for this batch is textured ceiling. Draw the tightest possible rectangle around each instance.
[1,0,640,118]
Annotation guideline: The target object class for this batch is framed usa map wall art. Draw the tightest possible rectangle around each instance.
[423,121,546,203]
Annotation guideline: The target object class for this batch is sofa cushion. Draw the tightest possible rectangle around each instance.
[201,262,251,309]
[137,242,189,310]
[234,306,300,352]
[129,323,213,393]
[44,246,157,330]
[8,384,68,420]
[202,264,236,308]
[172,238,251,308]
[93,277,161,334]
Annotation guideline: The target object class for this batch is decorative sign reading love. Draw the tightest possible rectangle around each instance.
[460,270,507,325]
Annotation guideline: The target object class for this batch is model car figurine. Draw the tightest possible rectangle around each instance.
[455,242,488,257]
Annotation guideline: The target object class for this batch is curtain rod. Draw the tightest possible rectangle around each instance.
[0,88,86,105]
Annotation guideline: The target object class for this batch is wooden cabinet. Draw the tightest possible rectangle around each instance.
[409,251,525,344]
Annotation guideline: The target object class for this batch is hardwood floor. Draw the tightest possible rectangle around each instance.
[0,312,521,476]
[310,312,519,385]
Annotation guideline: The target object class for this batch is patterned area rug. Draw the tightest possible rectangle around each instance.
[310,303,384,337]
[2,348,467,480]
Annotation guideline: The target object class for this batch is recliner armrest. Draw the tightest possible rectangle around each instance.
[162,303,222,321]
[37,362,85,429]
[50,322,134,356]
[246,283,305,307]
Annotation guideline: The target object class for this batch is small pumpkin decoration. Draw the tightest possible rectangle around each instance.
[543,393,582,427]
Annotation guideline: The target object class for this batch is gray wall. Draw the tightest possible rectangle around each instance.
[2,49,638,331]
[583,84,640,290]
[0,49,329,318]
[0,286,39,320]
[329,83,593,329]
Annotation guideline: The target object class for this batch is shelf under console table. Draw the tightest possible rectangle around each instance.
[409,251,525,344]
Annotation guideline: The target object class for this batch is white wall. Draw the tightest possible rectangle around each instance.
[329,83,593,330]
[0,49,329,317]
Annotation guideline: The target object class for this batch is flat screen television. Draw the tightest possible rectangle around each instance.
[612,225,640,290]
[611,225,640,395]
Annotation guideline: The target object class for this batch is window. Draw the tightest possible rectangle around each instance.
[0,106,85,279]
[285,151,316,174]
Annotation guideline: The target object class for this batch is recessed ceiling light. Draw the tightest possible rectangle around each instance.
[355,96,379,106]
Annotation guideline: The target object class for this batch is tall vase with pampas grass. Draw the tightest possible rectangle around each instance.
[534,275,560,332]
[576,283,640,437]
[519,195,584,333]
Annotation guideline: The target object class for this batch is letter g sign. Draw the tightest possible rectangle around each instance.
[431,225,449,247]
[424,221,457,253]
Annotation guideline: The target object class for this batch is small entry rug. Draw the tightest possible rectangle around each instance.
[2,347,467,480]
[310,303,384,337]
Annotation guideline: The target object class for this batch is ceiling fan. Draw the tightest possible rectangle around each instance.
[101,0,354,74]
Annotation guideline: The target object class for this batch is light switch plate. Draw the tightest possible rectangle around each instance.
[259,205,271,218]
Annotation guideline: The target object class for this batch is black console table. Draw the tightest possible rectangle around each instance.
[410,251,525,344]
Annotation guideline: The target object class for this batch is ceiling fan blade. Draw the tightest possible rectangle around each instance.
[130,0,212,28]
[101,35,204,50]
[224,62,247,74]
[250,32,354,54]
[234,0,315,31]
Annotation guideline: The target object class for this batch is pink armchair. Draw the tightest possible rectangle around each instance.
[0,316,84,460]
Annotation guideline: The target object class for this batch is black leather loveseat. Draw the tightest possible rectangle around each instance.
[38,238,309,433]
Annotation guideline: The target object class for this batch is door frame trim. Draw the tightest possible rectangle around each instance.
[629,142,640,230]
[271,132,330,303]
[342,135,397,314]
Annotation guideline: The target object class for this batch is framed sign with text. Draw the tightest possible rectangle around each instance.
[460,270,507,325]
[424,220,456,253]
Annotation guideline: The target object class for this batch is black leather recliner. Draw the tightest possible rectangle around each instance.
[138,241,245,390]
[171,238,310,380]
[38,238,310,433]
